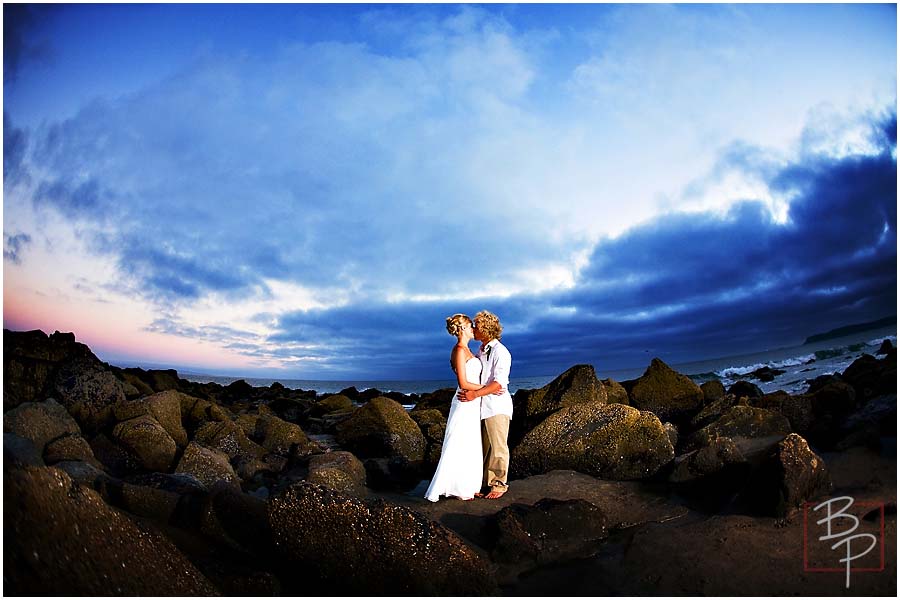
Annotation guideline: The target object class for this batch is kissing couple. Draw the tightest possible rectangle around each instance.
[425,310,512,502]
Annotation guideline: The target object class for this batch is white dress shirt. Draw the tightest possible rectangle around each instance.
[478,339,513,420]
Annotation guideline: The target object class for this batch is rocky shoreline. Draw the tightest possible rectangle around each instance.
[4,328,896,595]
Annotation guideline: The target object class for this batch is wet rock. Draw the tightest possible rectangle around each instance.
[511,402,674,480]
[312,394,354,416]
[876,339,894,355]
[112,415,178,472]
[114,390,188,448]
[700,380,726,403]
[43,433,102,468]
[491,498,608,566]
[335,396,425,462]
[727,380,764,400]
[307,451,367,496]
[686,406,792,451]
[629,358,704,423]
[268,482,498,595]
[745,366,786,382]
[4,398,81,450]
[52,356,129,435]
[4,466,218,595]
[512,365,608,443]
[4,432,45,468]
[602,378,630,405]
[742,433,832,517]
[409,408,446,467]
[663,422,679,449]
[175,442,240,489]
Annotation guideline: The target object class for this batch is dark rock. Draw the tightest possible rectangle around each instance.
[512,364,608,444]
[339,386,360,401]
[53,460,118,495]
[4,398,81,450]
[114,390,188,448]
[511,402,674,480]
[311,394,354,417]
[263,396,312,423]
[601,378,629,405]
[114,369,155,398]
[175,442,240,489]
[410,408,446,467]
[686,406,792,451]
[700,380,726,404]
[4,432,45,469]
[335,397,425,462]
[307,451,367,496]
[268,482,498,595]
[745,366,786,382]
[663,422,679,449]
[253,415,321,459]
[112,415,178,472]
[668,436,752,513]
[223,379,254,401]
[53,356,128,434]
[670,436,747,483]
[805,373,844,394]
[181,395,232,429]
[4,466,218,595]
[727,380,764,400]
[193,419,266,461]
[491,498,608,565]
[835,394,897,450]
[411,388,456,418]
[88,433,142,477]
[198,483,274,557]
[877,339,894,355]
[689,393,739,431]
[3,329,92,410]
[842,353,896,403]
[742,433,832,517]
[630,358,704,423]
[752,391,814,434]
[362,456,425,491]
[43,433,102,468]
[118,472,207,524]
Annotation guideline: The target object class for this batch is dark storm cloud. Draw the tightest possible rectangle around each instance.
[267,112,897,379]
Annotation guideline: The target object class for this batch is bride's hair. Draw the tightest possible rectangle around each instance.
[474,310,502,340]
[446,314,472,336]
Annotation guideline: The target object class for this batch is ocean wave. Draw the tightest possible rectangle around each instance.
[866,335,897,347]
[716,354,816,379]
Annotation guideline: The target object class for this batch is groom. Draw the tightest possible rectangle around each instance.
[458,310,512,499]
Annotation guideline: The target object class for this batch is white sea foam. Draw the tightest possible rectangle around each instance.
[866,335,896,347]
[715,354,816,378]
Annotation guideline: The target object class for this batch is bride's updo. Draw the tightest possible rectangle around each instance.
[446,314,472,336]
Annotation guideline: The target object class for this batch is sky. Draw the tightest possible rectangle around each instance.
[3,2,897,380]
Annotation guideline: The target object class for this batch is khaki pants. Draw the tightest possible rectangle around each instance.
[481,414,510,492]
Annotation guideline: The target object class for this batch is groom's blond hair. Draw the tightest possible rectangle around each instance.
[474,310,502,340]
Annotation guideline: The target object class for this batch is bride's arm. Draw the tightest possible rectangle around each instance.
[452,347,482,391]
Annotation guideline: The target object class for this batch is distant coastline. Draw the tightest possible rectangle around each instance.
[803,315,896,344]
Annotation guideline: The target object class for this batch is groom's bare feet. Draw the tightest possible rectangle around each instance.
[484,489,506,499]
[474,492,486,498]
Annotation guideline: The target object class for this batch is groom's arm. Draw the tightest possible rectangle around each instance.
[458,346,510,401]
[458,380,502,402]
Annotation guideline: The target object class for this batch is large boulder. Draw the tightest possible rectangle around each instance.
[268,482,498,595]
[112,415,178,472]
[491,498,608,566]
[117,472,207,525]
[689,393,740,431]
[43,434,103,469]
[842,352,896,403]
[306,451,367,497]
[686,406,792,451]
[312,394,354,416]
[4,466,218,595]
[175,442,240,489]
[335,397,425,462]
[629,358,704,423]
[512,365,608,442]
[4,432,45,469]
[511,402,674,480]
[193,419,266,461]
[4,398,81,451]
[700,380,726,404]
[3,329,92,410]
[742,433,832,517]
[252,415,321,459]
[53,356,128,434]
[602,378,630,405]
[727,380,764,400]
[88,433,142,477]
[114,390,188,448]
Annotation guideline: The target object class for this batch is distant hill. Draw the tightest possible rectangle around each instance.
[804,316,897,344]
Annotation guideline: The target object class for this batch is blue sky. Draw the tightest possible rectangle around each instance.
[3,3,897,379]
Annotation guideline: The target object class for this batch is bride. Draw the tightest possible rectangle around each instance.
[425,314,485,502]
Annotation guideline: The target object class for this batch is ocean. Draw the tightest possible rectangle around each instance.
[179,325,896,407]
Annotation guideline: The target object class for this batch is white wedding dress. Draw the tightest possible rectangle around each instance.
[424,356,483,502]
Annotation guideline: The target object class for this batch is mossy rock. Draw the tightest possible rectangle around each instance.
[511,402,674,480]
[409,409,446,467]
[335,397,425,462]
[312,394,354,416]
[53,356,128,435]
[411,388,456,418]
[602,378,629,405]
[175,442,240,489]
[630,358,704,423]
[112,415,178,472]
[114,390,188,448]
[700,380,726,404]
[307,451,367,497]
[254,415,321,458]
[193,419,266,461]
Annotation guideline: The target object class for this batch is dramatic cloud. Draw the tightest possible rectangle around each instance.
[3,233,32,265]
